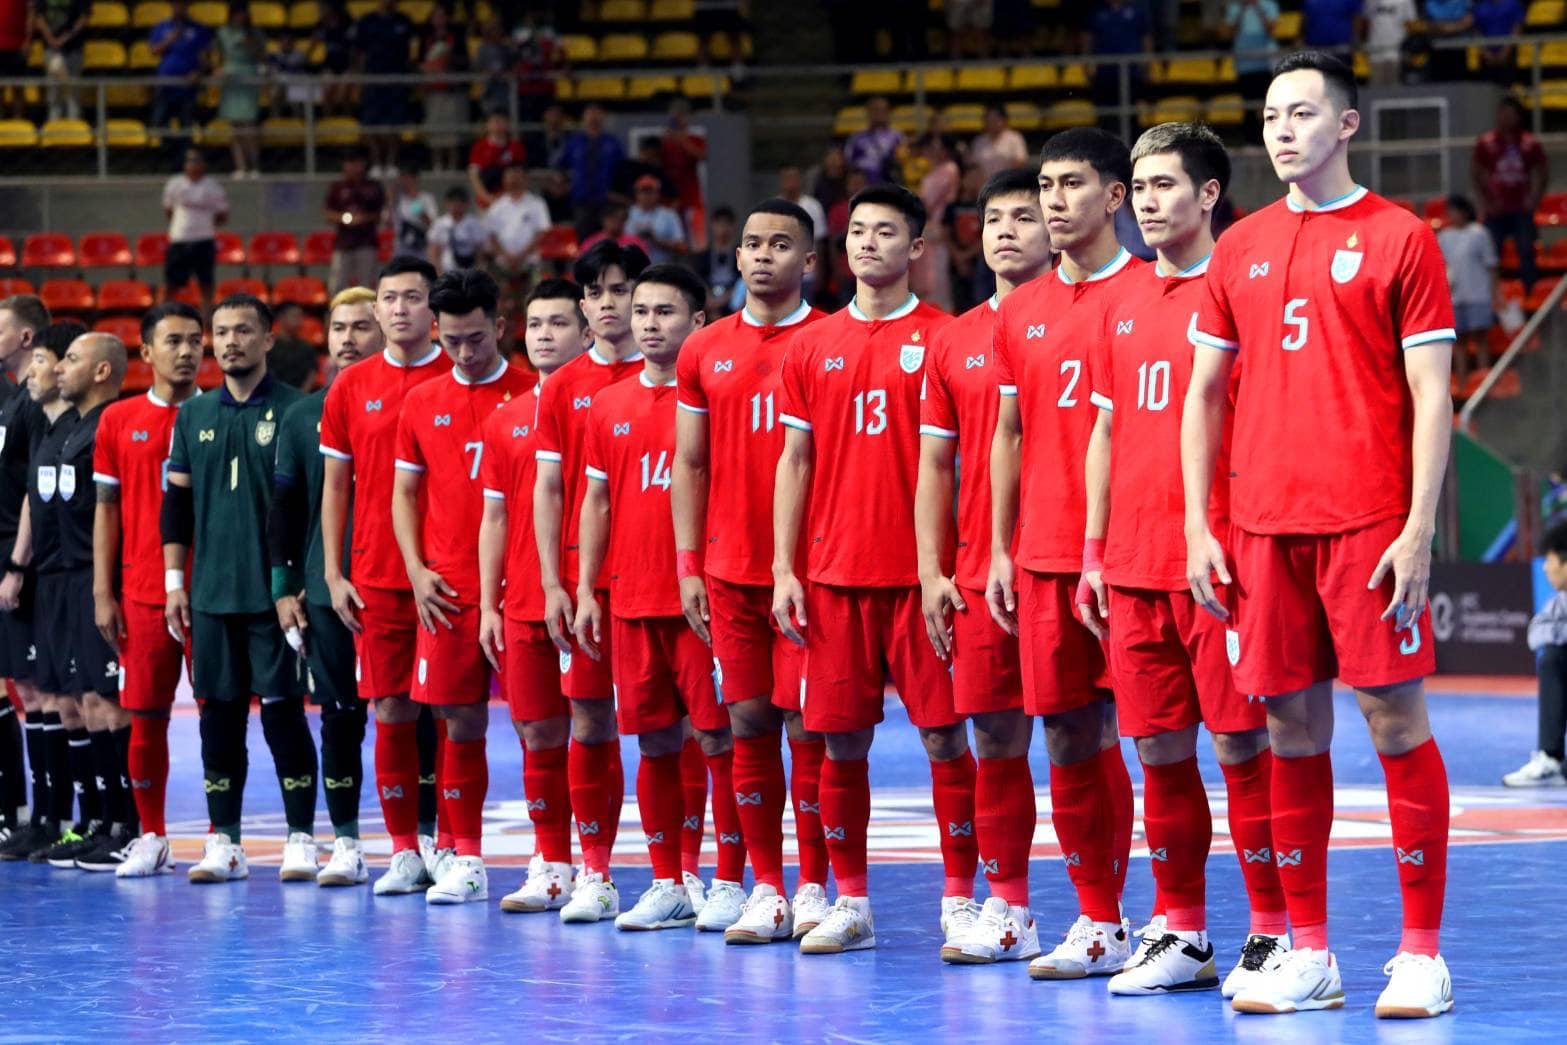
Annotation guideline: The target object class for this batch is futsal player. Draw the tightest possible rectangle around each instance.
[1185,51,1455,1018]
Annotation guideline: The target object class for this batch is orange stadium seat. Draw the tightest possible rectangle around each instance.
[22,233,77,268]
[0,278,35,297]
[216,277,270,302]
[273,275,328,308]
[278,313,325,346]
[215,231,246,266]
[1536,191,1567,226]
[94,315,143,346]
[1423,197,1448,229]
[39,278,95,313]
[79,231,133,268]
[196,355,223,389]
[538,225,579,261]
[171,282,203,307]
[302,231,336,267]
[135,232,169,268]
[0,235,14,268]
[249,232,300,267]
[96,279,155,312]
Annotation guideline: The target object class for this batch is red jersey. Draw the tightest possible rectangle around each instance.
[675,302,824,586]
[779,296,952,588]
[320,345,452,591]
[1192,188,1455,535]
[1473,129,1547,216]
[468,136,527,175]
[995,250,1144,573]
[918,296,1003,591]
[394,361,537,602]
[534,347,643,589]
[582,373,681,619]
[479,385,545,623]
[90,390,184,606]
[1091,260,1230,591]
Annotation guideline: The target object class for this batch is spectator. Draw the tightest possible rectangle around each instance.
[161,147,228,314]
[1084,0,1154,109]
[513,17,566,121]
[36,0,88,122]
[844,96,903,183]
[0,1,27,119]
[557,103,628,234]
[215,4,265,177]
[1474,96,1549,292]
[388,164,438,259]
[579,202,650,255]
[315,2,354,116]
[1425,0,1474,78]
[779,164,828,254]
[1473,0,1525,82]
[1438,194,1499,386]
[813,146,849,215]
[624,175,686,265]
[323,149,387,293]
[615,137,675,201]
[536,103,570,168]
[268,303,319,390]
[1363,0,1415,85]
[945,164,987,312]
[428,185,486,273]
[946,0,994,59]
[148,0,212,157]
[661,100,708,248]
[540,168,573,224]
[969,105,1028,180]
[1302,0,1364,49]
[472,15,514,118]
[695,206,740,316]
[351,0,414,177]
[468,111,526,208]
[1225,0,1280,119]
[418,4,468,173]
[911,136,961,312]
[484,163,552,308]
[1502,523,1567,787]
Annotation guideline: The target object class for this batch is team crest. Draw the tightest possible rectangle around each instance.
[1331,234,1362,284]
[58,465,76,500]
[1225,628,1241,666]
[899,344,925,373]
[255,420,276,447]
[559,651,572,674]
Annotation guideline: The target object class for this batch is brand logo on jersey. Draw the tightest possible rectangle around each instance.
[198,429,215,442]
[1225,628,1240,666]
[104,660,117,678]
[577,819,600,836]
[1275,848,1303,867]
[525,798,548,811]
[282,774,313,791]
[573,396,592,410]
[58,465,76,500]
[433,414,452,427]
[255,420,275,447]
[131,430,150,442]
[1063,851,1081,867]
[1331,248,1363,284]
[822,826,846,841]
[964,354,985,369]
[981,858,999,874]
[798,800,819,815]
[719,832,741,845]
[612,422,631,436]
[417,657,428,684]
[1116,320,1134,336]
[364,399,383,412]
[36,465,56,501]
[1248,262,1270,279]
[441,788,462,800]
[713,359,733,373]
[512,424,529,438]
[824,356,845,372]
[1026,324,1046,339]
[899,344,925,373]
[324,776,354,790]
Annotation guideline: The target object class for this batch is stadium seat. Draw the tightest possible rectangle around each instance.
[272,275,328,308]
[1140,96,1201,127]
[890,104,926,134]
[132,0,170,28]
[0,236,14,267]
[249,232,300,267]
[537,225,579,262]
[104,83,150,108]
[1274,10,1302,39]
[649,0,694,17]
[215,231,245,265]
[911,68,956,93]
[1043,99,1097,130]
[574,77,626,101]
[1204,94,1246,126]
[82,39,127,72]
[707,32,751,61]
[188,1,227,26]
[1546,238,1567,272]
[942,104,985,133]
[80,232,133,268]
[216,277,269,303]
[105,118,149,148]
[599,0,647,19]
[90,1,131,28]
[301,231,336,267]
[171,281,203,306]
[260,117,306,147]
[0,120,37,148]
[135,232,169,268]
[1536,191,1567,225]
[599,34,649,62]
[1498,278,1525,303]
[559,34,597,62]
[1525,276,1560,311]
[122,356,154,392]
[22,233,77,268]
[248,0,285,27]
[196,355,223,389]
[95,316,143,348]
[1528,0,1565,26]
[1008,64,1059,91]
[1163,58,1216,85]
[651,31,700,61]
[681,74,729,99]
[851,69,904,95]
[128,39,157,69]
[833,106,869,136]
[627,75,679,100]
[40,119,93,147]
[1423,197,1448,229]
[345,0,375,14]
[96,279,155,312]
[39,279,95,314]
[955,66,1007,92]
[199,118,233,147]
[1216,56,1238,83]
[377,228,394,263]
[396,0,432,21]
[316,116,362,146]
[287,0,318,29]
[1539,80,1567,109]
[0,279,35,297]
[1003,101,1042,131]
[1059,63,1089,88]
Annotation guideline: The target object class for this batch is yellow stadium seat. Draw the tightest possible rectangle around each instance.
[1043,99,1096,130]
[1541,41,1567,65]
[1008,63,1058,90]
[1518,42,1538,66]
[188,1,227,27]
[599,0,646,20]
[199,118,233,146]
[105,82,150,107]
[27,40,43,68]
[559,35,597,62]
[851,69,905,95]
[942,104,985,133]
[651,31,699,60]
[912,67,956,93]
[598,33,649,62]
[90,2,130,29]
[1204,93,1246,126]
[834,106,868,136]
[397,0,433,22]
[705,31,752,61]
[132,1,170,27]
[574,76,626,101]
[1274,10,1302,39]
[128,39,157,69]
[1353,51,1371,79]
[287,1,318,29]
[346,0,375,16]
[1060,63,1089,88]
[1217,56,1237,82]
[1540,81,1567,109]
[681,74,729,99]
[956,66,1007,92]
[260,116,306,146]
[105,118,149,147]
[1527,0,1564,26]
[249,1,285,28]
[316,116,361,146]
[650,0,693,16]
[83,39,127,71]
[0,120,38,148]
[1140,95,1201,127]
[40,119,94,147]
[553,77,574,100]
[627,74,678,99]
[1004,101,1041,131]
[1163,57,1216,84]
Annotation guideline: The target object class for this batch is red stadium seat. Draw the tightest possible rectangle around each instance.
[0,235,15,268]
[272,275,328,309]
[79,231,132,268]
[1422,197,1447,230]
[38,278,95,313]
[1525,276,1560,311]
[96,278,155,313]
[196,355,223,389]
[276,313,326,345]
[122,357,154,392]
[1500,240,1521,270]
[93,315,143,345]
[302,231,336,267]
[1536,191,1567,227]
[248,231,300,267]
[22,233,77,268]
[538,225,579,261]
[0,278,35,297]
[377,228,394,263]
[135,232,169,268]
[215,231,246,266]
[171,282,204,307]
[216,277,270,303]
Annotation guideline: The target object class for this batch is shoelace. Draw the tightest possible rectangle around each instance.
[1239,934,1282,971]
[1134,917,1166,940]
[1382,952,1439,976]
[819,901,860,934]
[1061,917,1098,946]
[1138,933,1185,966]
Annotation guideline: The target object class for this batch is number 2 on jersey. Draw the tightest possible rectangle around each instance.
[640,451,672,491]
[1058,360,1082,407]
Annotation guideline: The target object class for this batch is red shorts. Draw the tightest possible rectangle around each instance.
[708,576,804,711]
[800,583,959,734]
[355,586,417,700]
[119,598,185,712]
[503,617,568,723]
[1230,518,1436,695]
[610,615,726,736]
[1017,570,1111,717]
[411,603,492,706]
[951,585,1023,715]
[1107,586,1264,738]
[562,589,615,701]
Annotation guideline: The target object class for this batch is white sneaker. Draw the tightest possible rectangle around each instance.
[115,832,174,878]
[1129,914,1168,967]
[695,877,746,931]
[317,837,368,887]
[1232,947,1345,1013]
[187,834,249,883]
[418,833,437,869]
[615,878,697,930]
[560,871,620,923]
[682,869,707,914]
[500,854,575,912]
[426,845,456,883]
[799,896,876,954]
[940,895,980,946]
[373,848,433,895]
[791,882,830,939]
[941,896,1040,964]
[1108,929,1220,995]
[1503,750,1565,787]
[724,883,794,944]
[279,832,320,882]
[1375,952,1454,1019]
[1029,915,1131,980]
[426,855,488,905]
[1222,933,1291,999]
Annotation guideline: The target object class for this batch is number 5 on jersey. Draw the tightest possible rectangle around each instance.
[1282,298,1308,352]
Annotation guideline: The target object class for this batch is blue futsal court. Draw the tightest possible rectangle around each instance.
[1,682,1559,1042]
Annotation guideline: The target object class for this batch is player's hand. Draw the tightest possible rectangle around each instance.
[478,606,505,673]
[1077,570,1109,640]
[410,567,458,633]
[275,593,308,653]
[985,553,1018,636]
[165,588,191,645]
[919,573,965,661]
[0,571,20,613]
[1370,524,1433,631]
[94,591,126,653]
[328,574,365,634]
[572,590,603,661]
[1185,525,1231,621]
[679,575,711,646]
[543,583,575,654]
[771,571,807,647]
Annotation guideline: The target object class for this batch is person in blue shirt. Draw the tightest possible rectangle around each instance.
[556,104,628,237]
[1303,0,1363,48]
[1474,0,1525,81]
[148,0,212,161]
[1425,0,1474,78]
[1084,0,1154,109]
[1225,0,1280,137]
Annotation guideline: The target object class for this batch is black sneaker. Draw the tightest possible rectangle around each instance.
[76,827,134,872]
[43,821,104,868]
[0,821,50,860]
[26,821,68,863]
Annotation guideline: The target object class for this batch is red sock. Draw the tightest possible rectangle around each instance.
[374,719,421,853]
[1140,757,1212,931]
[1220,750,1288,936]
[1103,745,1134,899]
[523,743,572,864]
[637,751,684,880]
[732,735,786,890]
[705,748,747,882]
[930,749,978,897]
[679,736,706,876]
[1049,751,1119,922]
[788,738,828,887]
[434,718,455,851]
[819,756,870,896]
[1271,750,1334,951]
[127,716,169,837]
[1380,738,1448,956]
[607,739,625,853]
[441,736,488,857]
[569,738,618,876]
[975,754,1035,907]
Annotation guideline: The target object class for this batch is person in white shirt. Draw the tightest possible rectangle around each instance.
[1366,0,1418,85]
[483,162,552,312]
[969,105,1029,180]
[161,147,229,314]
[1437,193,1500,385]
[779,164,828,252]
[624,175,687,265]
[428,185,487,274]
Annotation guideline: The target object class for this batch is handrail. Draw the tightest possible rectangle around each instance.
[1457,276,1567,431]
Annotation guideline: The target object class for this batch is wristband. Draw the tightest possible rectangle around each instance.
[1074,574,1094,610]
[3,559,22,574]
[1082,536,1106,575]
[165,569,185,593]
[675,549,703,581]
[271,566,302,603]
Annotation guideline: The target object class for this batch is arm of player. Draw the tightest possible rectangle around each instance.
[572,476,610,661]
[0,496,30,612]
[267,473,309,647]
[1180,345,1237,620]
[92,483,126,651]
[770,426,813,646]
[320,456,363,634]
[986,395,1022,635]
[160,471,193,644]
[914,433,963,660]
[1079,408,1112,639]
[533,457,574,653]
[392,467,457,633]
[671,406,712,644]
[477,493,507,673]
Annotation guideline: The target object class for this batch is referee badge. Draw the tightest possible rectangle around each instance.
[37,465,56,501]
[59,465,76,500]
[255,420,276,447]
[899,343,925,374]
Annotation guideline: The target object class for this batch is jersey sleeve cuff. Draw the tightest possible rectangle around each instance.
[997,384,1018,396]
[534,449,562,463]
[393,458,425,473]
[1190,328,1239,351]
[779,413,812,431]
[676,400,709,415]
[91,471,120,485]
[1089,392,1113,411]
[319,444,352,461]
[482,488,505,500]
[918,423,957,439]
[1402,328,1457,349]
[167,462,190,473]
[583,465,608,481]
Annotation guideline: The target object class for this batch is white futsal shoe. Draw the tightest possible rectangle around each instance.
[500,854,575,912]
[1503,750,1565,787]
[940,895,980,946]
[425,844,457,884]
[1029,915,1131,980]
[1107,930,1220,995]
[1375,953,1454,1019]
[799,896,876,954]
[941,897,1041,964]
[724,883,794,944]
[791,882,830,938]
[616,878,698,930]
[681,870,707,914]
[1129,914,1167,967]
[426,855,488,904]
[560,871,620,923]
[115,832,174,878]
[1231,948,1345,1013]
[317,837,368,887]
[188,833,249,883]
[374,848,433,895]
[695,878,746,931]
[279,832,320,882]
[1222,933,1291,998]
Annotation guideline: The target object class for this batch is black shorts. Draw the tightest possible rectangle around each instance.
[304,599,359,709]
[34,570,117,698]
[191,610,304,702]
[165,239,216,293]
[0,570,36,682]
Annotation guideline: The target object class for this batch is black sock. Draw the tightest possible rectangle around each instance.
[89,729,127,828]
[416,703,437,836]
[319,699,366,836]
[199,700,249,840]
[0,702,22,819]
[23,711,47,823]
[111,725,134,832]
[66,726,101,826]
[45,714,72,824]
[261,697,318,834]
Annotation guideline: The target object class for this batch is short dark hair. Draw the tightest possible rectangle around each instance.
[139,301,202,346]
[977,168,1039,213]
[0,294,49,334]
[712,205,737,224]
[525,278,588,327]
[430,268,501,320]
[573,239,650,287]
[745,197,815,243]
[1271,50,1358,113]
[444,185,470,203]
[847,183,928,238]
[635,264,708,314]
[1038,127,1133,190]
[377,254,438,290]
[39,320,87,355]
[1544,521,1567,559]
[1130,122,1232,198]
[1500,96,1528,120]
[1445,194,1478,222]
[213,292,272,330]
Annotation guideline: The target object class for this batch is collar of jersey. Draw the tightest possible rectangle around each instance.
[588,345,644,366]
[847,293,919,322]
[382,343,442,368]
[1057,247,1131,285]
[1286,184,1368,213]
[1156,252,1211,279]
[219,373,274,406]
[741,300,812,328]
[452,359,508,386]
[147,389,170,408]
[986,293,1000,311]
[639,370,676,388]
